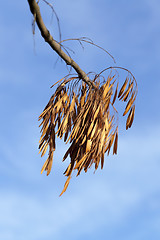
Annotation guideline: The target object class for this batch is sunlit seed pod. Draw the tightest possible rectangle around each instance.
[123,92,136,116]
[101,151,104,169]
[86,139,92,152]
[126,105,135,129]
[128,107,135,128]
[46,152,54,176]
[112,82,119,105]
[120,82,133,101]
[41,157,49,174]
[64,163,71,176]
[113,129,118,155]
[118,77,129,98]
[59,175,71,197]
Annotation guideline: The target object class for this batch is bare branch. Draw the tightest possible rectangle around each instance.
[27,0,96,88]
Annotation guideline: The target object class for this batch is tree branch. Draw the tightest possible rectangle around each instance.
[27,0,95,88]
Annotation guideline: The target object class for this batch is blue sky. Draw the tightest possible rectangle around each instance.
[0,0,160,239]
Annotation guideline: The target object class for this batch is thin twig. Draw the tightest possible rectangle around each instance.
[60,37,116,63]
[42,0,62,42]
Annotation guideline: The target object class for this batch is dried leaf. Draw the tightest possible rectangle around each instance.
[70,94,76,112]
[86,139,92,152]
[113,129,118,154]
[101,152,104,169]
[41,121,50,138]
[87,120,95,137]
[64,163,71,176]
[98,127,106,153]
[40,116,50,134]
[105,131,115,154]
[104,114,109,131]
[57,113,68,137]
[95,155,100,170]
[102,81,109,99]
[63,144,73,161]
[90,120,98,139]
[59,175,71,196]
[103,83,113,100]
[39,140,47,153]
[126,105,135,130]
[119,82,133,101]
[41,142,49,157]
[74,153,88,169]
[64,126,69,142]
[80,89,86,107]
[128,105,135,128]
[57,112,61,129]
[104,98,110,112]
[41,147,54,176]
[81,135,87,145]
[81,103,91,127]
[112,82,119,105]
[68,120,80,143]
[51,109,57,125]
[39,105,52,120]
[50,77,65,88]
[46,153,53,176]
[123,91,136,116]
[118,77,129,98]
[41,157,49,174]
[93,104,100,122]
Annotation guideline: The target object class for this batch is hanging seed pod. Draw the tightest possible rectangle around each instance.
[113,128,118,155]
[38,71,137,196]
[126,105,135,130]
[118,77,129,98]
[59,175,71,197]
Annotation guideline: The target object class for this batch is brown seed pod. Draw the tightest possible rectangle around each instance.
[38,71,137,195]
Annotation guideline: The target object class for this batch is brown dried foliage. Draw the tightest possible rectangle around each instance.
[38,71,137,196]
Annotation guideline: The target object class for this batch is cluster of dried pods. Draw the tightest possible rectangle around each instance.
[38,71,137,196]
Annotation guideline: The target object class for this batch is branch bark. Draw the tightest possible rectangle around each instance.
[27,0,95,88]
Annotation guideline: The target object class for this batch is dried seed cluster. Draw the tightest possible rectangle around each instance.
[39,72,137,196]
